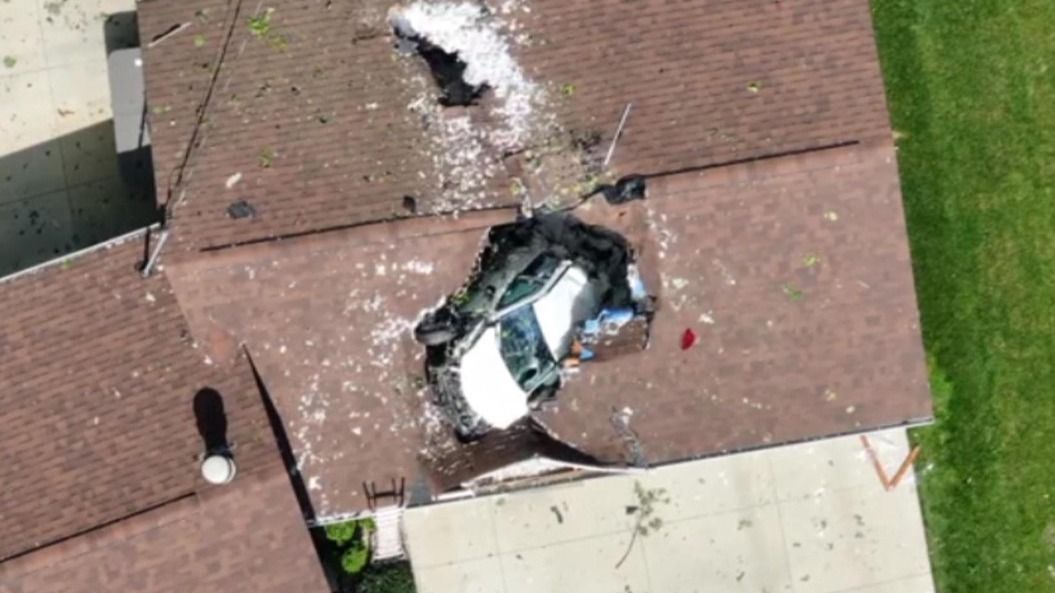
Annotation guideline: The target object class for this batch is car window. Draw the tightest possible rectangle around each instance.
[497,253,562,309]
[498,306,557,391]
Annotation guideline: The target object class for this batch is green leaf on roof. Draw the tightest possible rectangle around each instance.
[248,8,273,37]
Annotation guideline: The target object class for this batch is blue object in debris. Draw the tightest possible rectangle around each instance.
[583,307,636,338]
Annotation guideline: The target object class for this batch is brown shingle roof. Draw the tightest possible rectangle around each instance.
[161,141,931,517]
[163,209,521,516]
[518,0,891,174]
[0,455,328,593]
[0,231,328,592]
[536,139,932,463]
[139,0,444,252]
[1,0,927,585]
[139,0,892,252]
[0,232,273,561]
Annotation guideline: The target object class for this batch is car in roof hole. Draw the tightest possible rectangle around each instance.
[415,213,654,439]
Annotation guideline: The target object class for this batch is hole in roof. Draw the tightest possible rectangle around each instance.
[227,200,256,220]
[413,213,656,440]
[390,9,489,107]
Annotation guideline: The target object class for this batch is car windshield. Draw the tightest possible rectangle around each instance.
[497,253,562,309]
[498,306,557,391]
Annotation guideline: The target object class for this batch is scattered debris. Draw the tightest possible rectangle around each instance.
[147,22,191,48]
[390,2,544,148]
[258,148,274,168]
[227,200,256,219]
[560,83,576,96]
[747,81,762,93]
[615,481,669,568]
[194,34,206,48]
[603,102,633,167]
[248,8,274,37]
[823,210,839,221]
[782,283,804,302]
[248,7,288,50]
[2,56,16,69]
[225,172,242,189]
[803,254,820,267]
[390,2,596,214]
[43,0,64,16]
[578,307,651,362]
[611,406,647,467]
[680,328,697,351]
[549,505,564,524]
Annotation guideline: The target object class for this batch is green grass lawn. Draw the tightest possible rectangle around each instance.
[871,0,1055,591]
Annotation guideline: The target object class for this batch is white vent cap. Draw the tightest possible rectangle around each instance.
[201,455,237,485]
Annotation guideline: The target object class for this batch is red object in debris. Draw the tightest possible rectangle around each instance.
[680,328,697,351]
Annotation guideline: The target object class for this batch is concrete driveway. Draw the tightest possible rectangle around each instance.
[403,429,934,593]
[0,0,155,275]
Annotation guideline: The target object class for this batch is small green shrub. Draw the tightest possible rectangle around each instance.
[323,517,378,576]
[325,521,358,546]
[340,540,370,574]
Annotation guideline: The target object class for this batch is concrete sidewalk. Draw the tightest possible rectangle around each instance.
[404,429,933,593]
[0,0,155,275]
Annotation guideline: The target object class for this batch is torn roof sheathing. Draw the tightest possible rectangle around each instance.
[538,140,931,463]
[162,141,931,519]
[139,0,892,252]
[0,0,930,589]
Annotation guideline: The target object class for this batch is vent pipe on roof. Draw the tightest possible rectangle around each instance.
[201,454,237,485]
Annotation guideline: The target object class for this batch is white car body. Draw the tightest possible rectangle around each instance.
[458,265,593,429]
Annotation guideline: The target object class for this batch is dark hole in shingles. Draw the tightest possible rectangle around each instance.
[194,388,230,455]
[390,17,488,107]
[600,175,648,205]
[402,195,418,214]
[227,200,256,219]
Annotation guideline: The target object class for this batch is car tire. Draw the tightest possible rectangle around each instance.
[415,308,460,345]
[415,324,457,346]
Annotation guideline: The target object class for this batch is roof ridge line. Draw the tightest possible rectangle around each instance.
[644,140,861,181]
